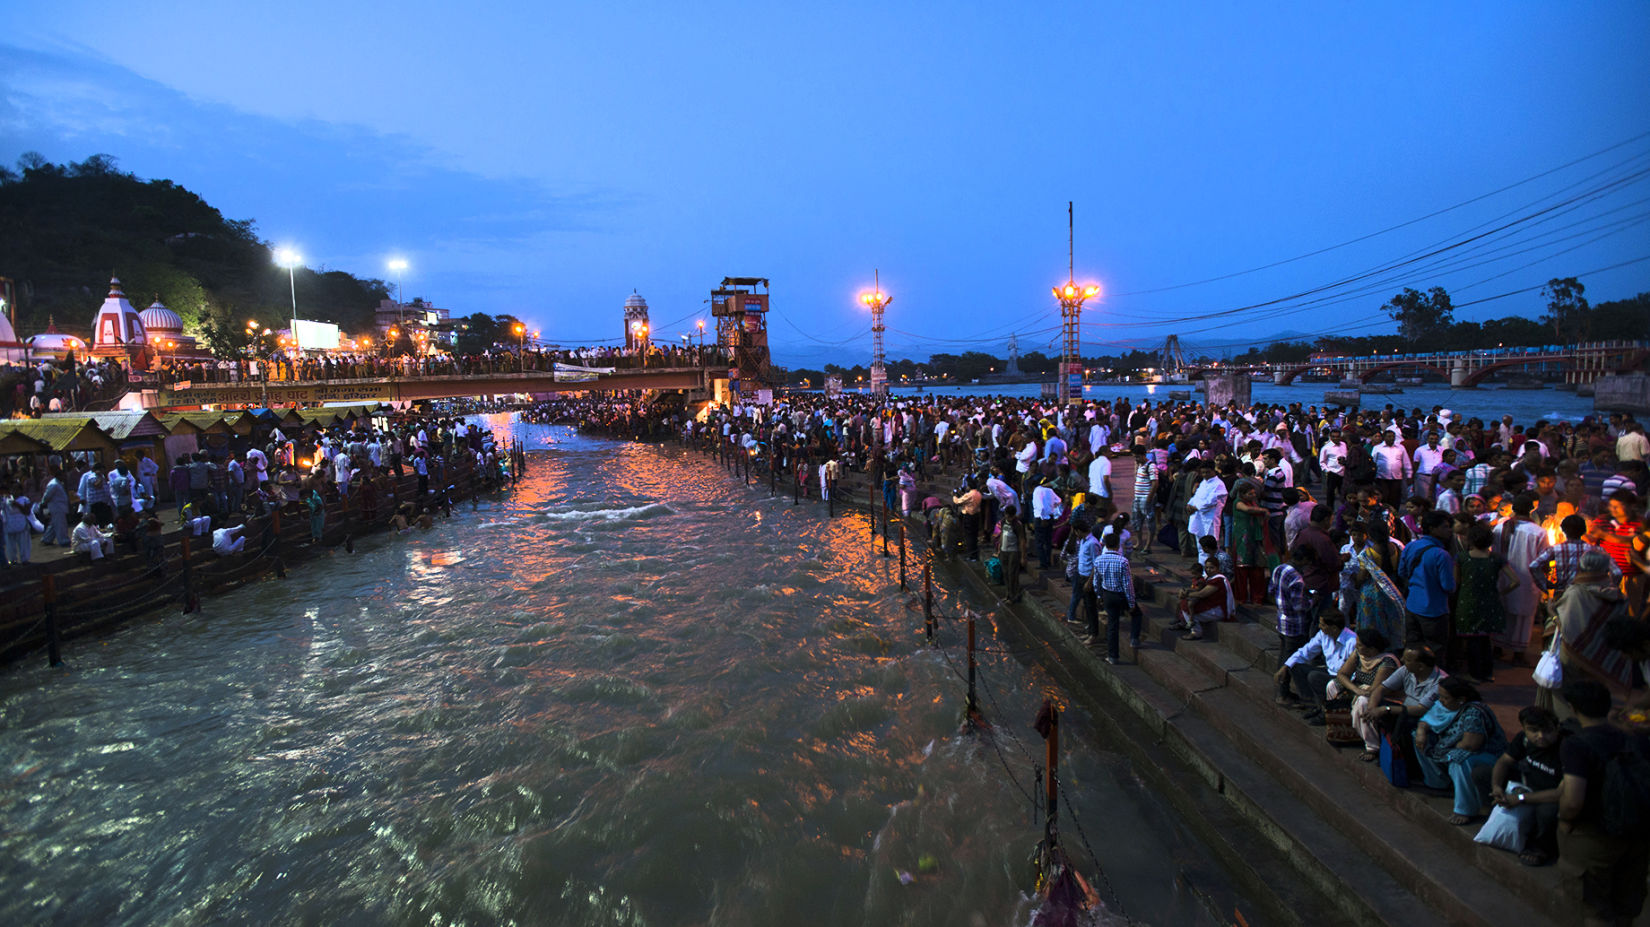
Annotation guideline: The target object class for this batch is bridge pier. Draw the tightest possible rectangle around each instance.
[1272,369,1288,385]
[1450,361,1471,388]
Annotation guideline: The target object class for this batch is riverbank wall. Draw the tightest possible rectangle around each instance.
[1594,372,1650,415]
[0,458,515,668]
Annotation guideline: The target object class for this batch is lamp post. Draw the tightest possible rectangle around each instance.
[275,248,301,357]
[388,258,408,332]
[1052,203,1099,406]
[859,271,892,396]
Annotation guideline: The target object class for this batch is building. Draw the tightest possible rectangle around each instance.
[138,299,211,361]
[374,298,455,348]
[89,277,151,369]
[623,291,650,352]
[0,310,26,363]
[24,319,88,362]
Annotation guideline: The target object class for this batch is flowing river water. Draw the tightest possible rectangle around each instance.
[2,417,1262,926]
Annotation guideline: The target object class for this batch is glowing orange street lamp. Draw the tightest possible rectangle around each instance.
[859,272,892,395]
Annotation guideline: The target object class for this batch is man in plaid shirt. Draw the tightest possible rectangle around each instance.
[1530,513,1620,598]
[1094,531,1143,664]
[1270,544,1315,705]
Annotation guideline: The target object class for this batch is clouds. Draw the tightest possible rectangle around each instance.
[1,41,623,316]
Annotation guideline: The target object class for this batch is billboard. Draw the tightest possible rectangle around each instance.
[292,319,341,352]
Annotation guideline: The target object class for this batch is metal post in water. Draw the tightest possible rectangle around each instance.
[899,520,906,589]
[42,575,62,667]
[877,486,889,557]
[1045,703,1059,839]
[967,611,977,713]
[924,562,934,642]
[793,464,799,506]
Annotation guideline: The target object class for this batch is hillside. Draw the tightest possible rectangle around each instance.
[0,153,386,352]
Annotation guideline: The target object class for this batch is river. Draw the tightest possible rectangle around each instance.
[1,417,1257,927]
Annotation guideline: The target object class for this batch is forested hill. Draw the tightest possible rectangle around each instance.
[0,153,386,352]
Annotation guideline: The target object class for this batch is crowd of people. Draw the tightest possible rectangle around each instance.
[1,411,513,571]
[550,388,1648,923]
[144,342,722,386]
[1,356,131,418]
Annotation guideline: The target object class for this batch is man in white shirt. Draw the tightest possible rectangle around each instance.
[1087,451,1112,500]
[1412,432,1446,502]
[1030,479,1062,570]
[1317,428,1348,509]
[1371,431,1412,507]
[1185,461,1228,544]
[1275,610,1358,722]
[213,523,247,556]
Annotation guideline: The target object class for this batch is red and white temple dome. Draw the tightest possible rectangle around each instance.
[92,277,147,347]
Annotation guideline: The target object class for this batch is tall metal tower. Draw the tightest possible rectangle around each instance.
[1160,335,1185,374]
[861,270,891,395]
[1052,202,1100,404]
[1006,332,1022,377]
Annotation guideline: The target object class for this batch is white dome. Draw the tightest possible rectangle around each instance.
[140,300,183,333]
[623,291,648,309]
[29,331,88,354]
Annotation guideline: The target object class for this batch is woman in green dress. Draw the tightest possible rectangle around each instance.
[1454,522,1518,683]
[307,484,326,544]
[1230,482,1272,604]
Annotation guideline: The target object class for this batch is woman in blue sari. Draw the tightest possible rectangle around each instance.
[1414,677,1507,824]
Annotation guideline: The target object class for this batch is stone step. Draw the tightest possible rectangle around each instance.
[946,549,1565,927]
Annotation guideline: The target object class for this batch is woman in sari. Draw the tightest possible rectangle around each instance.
[1338,627,1399,759]
[1352,518,1406,646]
[1414,677,1507,824]
[1176,556,1235,640]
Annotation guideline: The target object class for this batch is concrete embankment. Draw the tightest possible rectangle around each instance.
[687,439,1569,927]
[0,459,510,668]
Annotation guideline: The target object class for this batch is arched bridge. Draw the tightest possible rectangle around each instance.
[1193,341,1649,387]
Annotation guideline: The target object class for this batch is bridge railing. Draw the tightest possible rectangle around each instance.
[149,346,726,388]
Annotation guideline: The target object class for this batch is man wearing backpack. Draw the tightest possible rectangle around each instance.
[1558,679,1650,927]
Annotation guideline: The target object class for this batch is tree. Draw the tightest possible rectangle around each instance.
[1383,287,1454,343]
[1541,277,1588,342]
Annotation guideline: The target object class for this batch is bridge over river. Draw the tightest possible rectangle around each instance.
[137,365,716,410]
[1188,340,1649,387]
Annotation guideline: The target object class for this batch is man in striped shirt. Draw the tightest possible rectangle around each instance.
[1130,445,1157,553]
[1270,545,1315,705]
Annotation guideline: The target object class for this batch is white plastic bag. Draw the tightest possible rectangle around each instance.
[1532,633,1563,690]
[1473,782,1531,853]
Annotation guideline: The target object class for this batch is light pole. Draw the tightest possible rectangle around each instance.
[275,248,301,356]
[633,322,650,367]
[1052,203,1099,406]
[388,258,408,332]
[859,271,892,396]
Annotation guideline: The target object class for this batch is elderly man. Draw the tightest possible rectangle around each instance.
[1185,460,1227,545]
[70,512,114,560]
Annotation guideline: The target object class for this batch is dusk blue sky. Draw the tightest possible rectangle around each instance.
[4,2,1648,368]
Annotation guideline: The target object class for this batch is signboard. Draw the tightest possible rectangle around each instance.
[157,382,396,406]
[293,319,341,352]
[869,369,887,395]
[1062,362,1084,401]
[825,376,843,398]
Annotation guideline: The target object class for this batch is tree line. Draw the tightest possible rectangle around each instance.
[0,153,388,355]
[787,282,1648,383]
